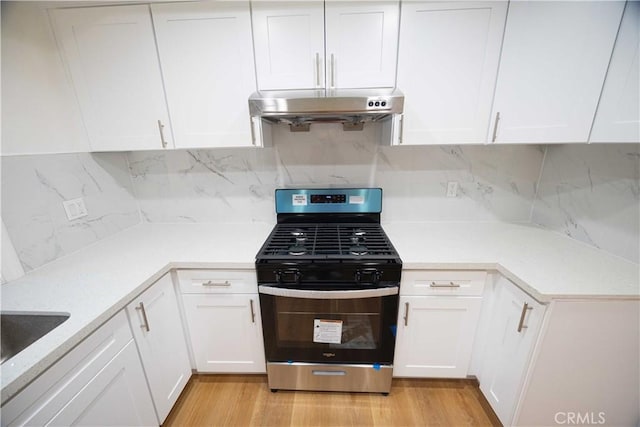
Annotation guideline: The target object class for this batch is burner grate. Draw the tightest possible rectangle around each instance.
[257,223,398,260]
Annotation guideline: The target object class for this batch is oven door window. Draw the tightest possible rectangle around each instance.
[260,293,399,364]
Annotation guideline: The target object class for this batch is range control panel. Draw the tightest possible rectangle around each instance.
[365,97,391,110]
[276,188,383,214]
[310,194,347,204]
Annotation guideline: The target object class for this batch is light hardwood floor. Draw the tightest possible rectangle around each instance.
[163,375,501,426]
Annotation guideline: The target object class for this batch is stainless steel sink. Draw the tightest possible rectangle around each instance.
[1,312,70,364]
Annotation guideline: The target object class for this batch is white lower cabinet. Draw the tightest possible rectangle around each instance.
[393,271,486,378]
[1,311,157,427]
[394,296,482,378]
[476,275,546,426]
[125,272,191,424]
[177,270,266,374]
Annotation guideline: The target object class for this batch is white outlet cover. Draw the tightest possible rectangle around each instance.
[63,198,88,221]
[446,181,459,198]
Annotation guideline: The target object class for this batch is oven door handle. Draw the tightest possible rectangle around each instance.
[258,285,399,299]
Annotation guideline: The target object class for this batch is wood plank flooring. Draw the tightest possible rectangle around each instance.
[163,375,501,426]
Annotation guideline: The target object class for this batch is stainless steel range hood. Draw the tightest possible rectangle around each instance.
[248,88,404,132]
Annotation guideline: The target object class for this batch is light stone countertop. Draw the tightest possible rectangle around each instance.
[1,221,638,405]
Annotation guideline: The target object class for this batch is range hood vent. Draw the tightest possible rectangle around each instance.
[248,88,404,132]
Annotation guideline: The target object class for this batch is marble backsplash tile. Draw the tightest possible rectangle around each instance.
[1,152,140,272]
[128,123,545,224]
[4,127,635,273]
[531,144,640,262]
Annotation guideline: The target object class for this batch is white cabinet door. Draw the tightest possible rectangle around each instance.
[324,1,399,89]
[152,2,257,148]
[490,1,624,144]
[50,5,173,151]
[396,1,507,145]
[1,311,157,427]
[251,1,399,90]
[590,1,640,143]
[252,1,325,90]
[478,276,546,426]
[47,340,157,427]
[182,294,266,373]
[394,296,482,378]
[126,273,191,424]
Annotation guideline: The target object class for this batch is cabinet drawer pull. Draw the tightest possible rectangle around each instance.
[517,302,533,333]
[135,302,150,332]
[403,302,409,326]
[202,280,231,287]
[429,281,461,288]
[157,119,168,148]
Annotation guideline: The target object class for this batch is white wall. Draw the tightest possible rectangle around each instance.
[532,144,640,262]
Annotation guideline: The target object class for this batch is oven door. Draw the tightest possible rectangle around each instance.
[258,285,399,365]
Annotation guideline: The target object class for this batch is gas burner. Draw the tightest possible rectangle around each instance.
[295,236,307,244]
[352,229,367,236]
[350,235,365,244]
[349,245,369,256]
[288,245,307,256]
[291,229,306,237]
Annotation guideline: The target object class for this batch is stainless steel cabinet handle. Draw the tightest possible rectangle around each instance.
[157,120,168,148]
[398,115,404,144]
[250,299,256,323]
[430,281,461,288]
[249,117,256,146]
[135,302,150,332]
[517,302,533,333]
[315,52,321,87]
[330,53,335,88]
[403,302,409,326]
[491,112,500,142]
[202,280,231,287]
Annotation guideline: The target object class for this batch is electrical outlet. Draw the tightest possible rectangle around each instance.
[446,181,459,198]
[63,198,88,221]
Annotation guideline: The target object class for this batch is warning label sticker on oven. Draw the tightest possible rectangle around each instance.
[313,319,342,344]
[292,194,307,206]
[349,195,365,205]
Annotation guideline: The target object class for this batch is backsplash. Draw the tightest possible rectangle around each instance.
[532,143,639,262]
[1,153,140,272]
[2,131,637,274]
[127,124,545,224]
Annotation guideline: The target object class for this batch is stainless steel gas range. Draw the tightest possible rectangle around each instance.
[255,188,402,394]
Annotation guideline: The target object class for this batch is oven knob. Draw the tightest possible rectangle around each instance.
[355,269,383,284]
[275,269,301,284]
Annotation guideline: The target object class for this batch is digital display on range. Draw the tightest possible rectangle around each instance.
[310,194,346,204]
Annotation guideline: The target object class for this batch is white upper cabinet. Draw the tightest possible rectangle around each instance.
[590,1,640,143]
[152,2,258,148]
[324,2,399,89]
[252,1,325,90]
[50,5,173,152]
[252,1,399,90]
[490,1,625,144]
[396,1,507,145]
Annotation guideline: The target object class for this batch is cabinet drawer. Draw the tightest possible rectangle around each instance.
[177,269,257,294]
[401,270,487,296]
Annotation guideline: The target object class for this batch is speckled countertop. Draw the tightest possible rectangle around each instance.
[1,221,638,405]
